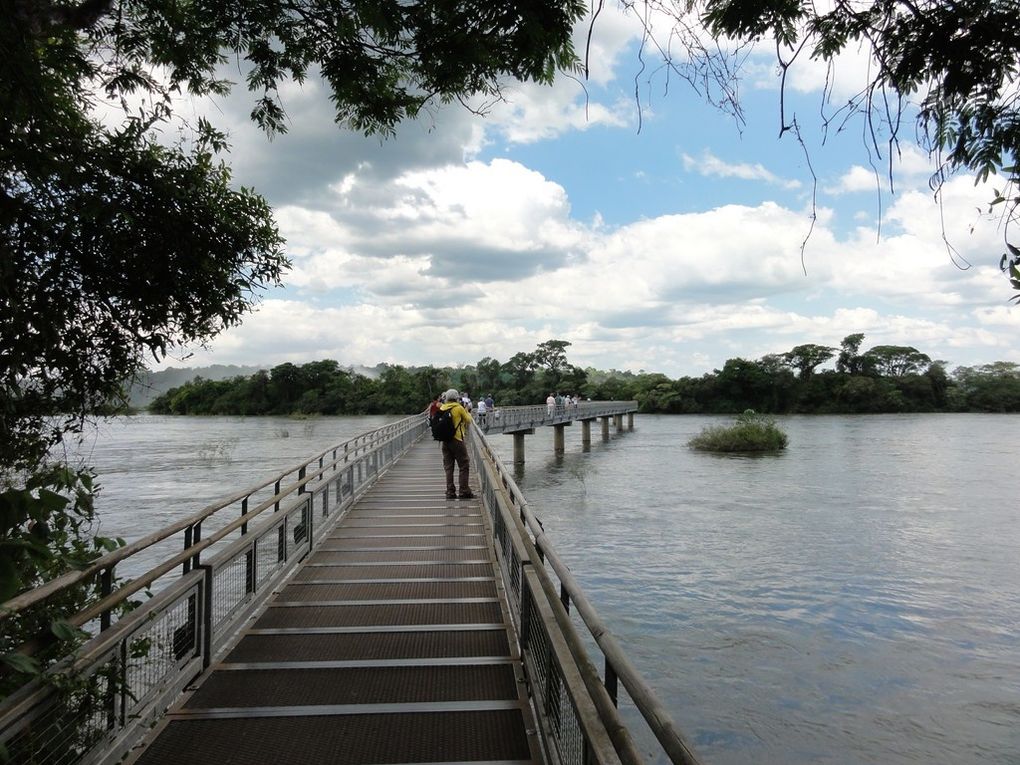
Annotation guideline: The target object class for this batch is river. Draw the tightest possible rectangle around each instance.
[76,413,1019,765]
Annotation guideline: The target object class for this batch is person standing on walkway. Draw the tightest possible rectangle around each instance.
[439,388,474,500]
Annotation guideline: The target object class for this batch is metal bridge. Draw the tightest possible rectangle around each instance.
[0,403,703,765]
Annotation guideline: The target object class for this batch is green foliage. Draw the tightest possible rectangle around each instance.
[952,362,1020,411]
[783,344,836,380]
[860,346,933,377]
[144,334,1020,419]
[0,467,126,697]
[688,410,789,453]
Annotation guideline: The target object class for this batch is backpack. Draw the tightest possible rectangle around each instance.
[430,407,456,441]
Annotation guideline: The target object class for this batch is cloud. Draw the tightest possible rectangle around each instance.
[137,13,1016,380]
[165,155,1016,378]
[682,150,802,189]
[825,145,939,196]
[826,165,879,195]
[276,158,590,309]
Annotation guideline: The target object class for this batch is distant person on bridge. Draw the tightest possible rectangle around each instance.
[546,393,555,415]
[439,388,474,500]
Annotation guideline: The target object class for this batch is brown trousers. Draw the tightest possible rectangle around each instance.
[441,438,470,494]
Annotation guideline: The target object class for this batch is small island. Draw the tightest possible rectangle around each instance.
[688,410,788,453]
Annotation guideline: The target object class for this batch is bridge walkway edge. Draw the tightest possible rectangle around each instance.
[123,439,544,765]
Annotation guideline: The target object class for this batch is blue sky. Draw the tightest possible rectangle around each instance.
[162,5,1018,377]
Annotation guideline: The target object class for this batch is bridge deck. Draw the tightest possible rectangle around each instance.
[128,440,541,765]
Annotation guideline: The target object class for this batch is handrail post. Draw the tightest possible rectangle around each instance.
[605,661,619,707]
[191,521,202,570]
[182,526,193,575]
[99,566,114,631]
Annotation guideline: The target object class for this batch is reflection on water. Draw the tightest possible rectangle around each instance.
[80,413,1019,765]
[488,414,1020,765]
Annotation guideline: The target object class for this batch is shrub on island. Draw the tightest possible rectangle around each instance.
[688,410,788,453]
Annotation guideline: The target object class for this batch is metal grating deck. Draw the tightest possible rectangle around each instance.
[127,440,540,765]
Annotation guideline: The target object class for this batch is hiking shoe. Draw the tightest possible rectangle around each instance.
[458,491,475,499]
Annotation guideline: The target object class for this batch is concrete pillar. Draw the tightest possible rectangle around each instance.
[581,419,592,447]
[553,424,566,454]
[614,414,623,432]
[600,416,610,441]
[513,432,526,465]
[627,412,634,431]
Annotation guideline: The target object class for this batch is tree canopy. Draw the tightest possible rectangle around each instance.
[147,335,1020,417]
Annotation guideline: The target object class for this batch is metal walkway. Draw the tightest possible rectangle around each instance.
[126,440,541,765]
[2,405,704,765]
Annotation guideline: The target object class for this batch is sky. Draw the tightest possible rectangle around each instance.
[159,4,1018,378]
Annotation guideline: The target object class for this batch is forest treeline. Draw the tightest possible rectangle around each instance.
[148,336,1020,416]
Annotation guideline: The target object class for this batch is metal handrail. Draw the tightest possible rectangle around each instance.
[0,415,427,765]
[474,401,637,433]
[469,421,704,765]
[0,413,422,625]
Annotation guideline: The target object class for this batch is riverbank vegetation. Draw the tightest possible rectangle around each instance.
[148,336,1020,416]
[688,411,788,453]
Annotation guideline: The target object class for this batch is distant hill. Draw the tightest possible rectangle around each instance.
[128,362,385,408]
[128,365,265,408]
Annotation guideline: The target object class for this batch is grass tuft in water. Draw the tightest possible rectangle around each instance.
[688,410,788,453]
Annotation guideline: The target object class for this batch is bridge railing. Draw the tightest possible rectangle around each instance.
[475,400,637,433]
[0,414,426,765]
[468,422,704,765]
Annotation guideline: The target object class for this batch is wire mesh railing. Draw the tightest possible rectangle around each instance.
[0,414,426,765]
[468,421,704,765]
[474,400,636,434]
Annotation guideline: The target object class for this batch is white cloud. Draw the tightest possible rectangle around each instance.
[169,154,1016,377]
[826,165,879,195]
[133,12,1016,380]
[682,150,802,189]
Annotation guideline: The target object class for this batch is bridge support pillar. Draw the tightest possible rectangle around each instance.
[600,416,610,441]
[513,432,527,465]
[581,418,592,447]
[507,428,534,465]
[627,412,634,430]
[553,424,566,454]
[614,414,624,432]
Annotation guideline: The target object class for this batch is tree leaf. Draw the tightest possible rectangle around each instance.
[51,619,86,642]
[1,652,40,675]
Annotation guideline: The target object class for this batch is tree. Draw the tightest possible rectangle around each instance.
[475,357,503,396]
[837,334,867,375]
[534,340,572,376]
[2,0,587,668]
[861,345,933,377]
[621,1,1020,296]
[953,362,1020,411]
[782,344,836,380]
[503,352,539,393]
